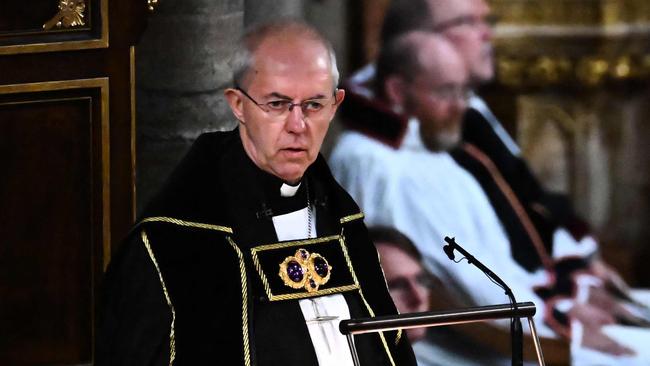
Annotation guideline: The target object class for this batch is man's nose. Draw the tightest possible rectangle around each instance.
[481,21,494,41]
[407,281,429,309]
[285,105,307,132]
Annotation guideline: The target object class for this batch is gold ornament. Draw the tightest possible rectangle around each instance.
[279,249,332,293]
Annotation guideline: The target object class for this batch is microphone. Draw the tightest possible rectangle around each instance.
[442,236,524,366]
[442,240,456,260]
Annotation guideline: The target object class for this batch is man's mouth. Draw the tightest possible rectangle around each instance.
[281,147,308,158]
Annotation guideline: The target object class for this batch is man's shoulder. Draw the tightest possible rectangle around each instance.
[191,127,239,154]
[330,130,397,165]
[137,127,241,225]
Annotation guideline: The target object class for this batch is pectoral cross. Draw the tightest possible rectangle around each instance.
[306,298,340,354]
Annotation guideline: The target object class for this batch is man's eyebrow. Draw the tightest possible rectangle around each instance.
[266,92,293,100]
[306,94,327,100]
[265,92,328,100]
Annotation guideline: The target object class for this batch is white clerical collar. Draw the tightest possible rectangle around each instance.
[280,182,301,197]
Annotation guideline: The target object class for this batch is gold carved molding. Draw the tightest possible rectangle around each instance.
[43,0,86,31]
[496,54,650,88]
[0,0,107,55]
[490,0,650,26]
[148,0,159,12]
[489,0,650,88]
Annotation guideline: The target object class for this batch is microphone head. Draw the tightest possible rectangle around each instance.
[443,244,455,260]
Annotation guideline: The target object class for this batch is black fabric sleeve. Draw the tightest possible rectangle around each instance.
[95,232,171,366]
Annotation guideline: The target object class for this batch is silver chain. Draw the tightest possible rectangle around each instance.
[306,179,312,239]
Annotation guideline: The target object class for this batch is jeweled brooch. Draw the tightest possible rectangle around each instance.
[279,248,331,292]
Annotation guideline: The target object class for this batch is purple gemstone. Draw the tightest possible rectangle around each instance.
[310,279,317,288]
[313,257,329,278]
[286,261,304,282]
[299,249,309,260]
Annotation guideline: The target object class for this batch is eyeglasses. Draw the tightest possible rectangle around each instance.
[431,14,499,32]
[236,87,337,119]
[430,84,472,102]
[387,273,435,293]
[413,83,471,102]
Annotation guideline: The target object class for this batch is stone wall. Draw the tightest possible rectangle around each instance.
[136,0,244,211]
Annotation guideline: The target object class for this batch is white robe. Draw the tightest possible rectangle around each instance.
[330,120,555,337]
[329,120,650,365]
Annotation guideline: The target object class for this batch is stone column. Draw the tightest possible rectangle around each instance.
[136,0,244,211]
[244,0,304,26]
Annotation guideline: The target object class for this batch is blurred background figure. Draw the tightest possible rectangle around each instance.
[370,226,432,342]
[330,1,650,363]
[369,226,510,365]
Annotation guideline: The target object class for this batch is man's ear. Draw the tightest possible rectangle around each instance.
[384,76,407,111]
[332,88,346,110]
[224,88,245,123]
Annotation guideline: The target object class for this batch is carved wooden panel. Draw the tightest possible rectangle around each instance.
[0,79,109,365]
[0,0,148,362]
[0,0,108,54]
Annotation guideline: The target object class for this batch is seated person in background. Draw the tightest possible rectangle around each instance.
[370,226,509,365]
[330,28,650,365]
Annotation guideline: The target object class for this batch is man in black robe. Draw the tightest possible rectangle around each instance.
[96,20,416,366]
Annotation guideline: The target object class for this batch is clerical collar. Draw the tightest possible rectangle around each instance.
[280,182,301,197]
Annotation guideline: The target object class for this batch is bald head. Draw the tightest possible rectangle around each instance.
[231,20,339,90]
[380,0,495,84]
[376,31,465,100]
[378,31,469,151]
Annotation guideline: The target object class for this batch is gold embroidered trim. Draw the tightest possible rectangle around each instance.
[141,230,176,366]
[268,285,360,301]
[377,248,403,346]
[251,236,359,301]
[339,212,365,224]
[140,216,233,234]
[339,232,397,366]
[253,235,339,252]
[226,237,251,366]
[395,329,403,345]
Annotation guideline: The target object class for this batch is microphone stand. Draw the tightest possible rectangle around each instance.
[443,236,524,366]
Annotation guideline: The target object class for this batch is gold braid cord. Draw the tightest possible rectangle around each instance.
[338,230,397,366]
[141,230,176,365]
[227,237,252,366]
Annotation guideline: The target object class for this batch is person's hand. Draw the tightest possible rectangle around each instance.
[570,303,636,356]
[580,327,636,356]
[590,259,631,299]
[570,302,616,328]
[588,286,649,326]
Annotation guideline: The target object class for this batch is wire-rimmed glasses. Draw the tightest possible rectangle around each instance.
[236,87,338,120]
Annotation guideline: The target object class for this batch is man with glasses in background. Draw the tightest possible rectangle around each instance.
[370,226,510,365]
[97,20,416,366]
